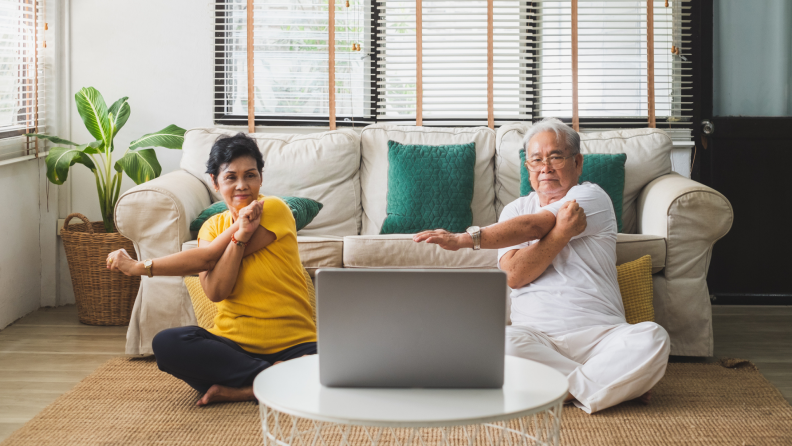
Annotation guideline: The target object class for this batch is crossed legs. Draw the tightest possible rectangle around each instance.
[506,322,670,413]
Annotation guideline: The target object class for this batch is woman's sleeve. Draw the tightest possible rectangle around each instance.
[261,197,296,241]
[197,215,219,243]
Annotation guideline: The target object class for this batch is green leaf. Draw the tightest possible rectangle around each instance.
[115,148,162,185]
[74,87,113,145]
[129,124,185,150]
[45,145,97,185]
[83,140,104,155]
[108,97,130,136]
[25,134,80,146]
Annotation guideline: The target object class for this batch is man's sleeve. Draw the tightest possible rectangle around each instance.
[496,200,534,268]
[540,184,616,239]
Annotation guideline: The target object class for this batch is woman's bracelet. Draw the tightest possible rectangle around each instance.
[231,233,248,247]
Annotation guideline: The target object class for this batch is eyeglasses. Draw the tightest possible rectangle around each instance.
[524,155,574,172]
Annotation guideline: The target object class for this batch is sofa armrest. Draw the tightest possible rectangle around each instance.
[636,173,733,356]
[114,169,211,355]
[115,170,211,254]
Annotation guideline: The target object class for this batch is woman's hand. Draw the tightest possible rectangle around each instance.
[106,248,144,276]
[236,198,264,242]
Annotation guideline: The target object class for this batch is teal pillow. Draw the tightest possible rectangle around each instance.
[381,140,476,234]
[190,196,323,232]
[519,151,626,233]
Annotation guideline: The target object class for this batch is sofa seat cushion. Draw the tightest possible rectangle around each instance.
[343,234,498,269]
[496,125,673,234]
[182,236,343,277]
[360,124,497,235]
[180,128,361,237]
[616,234,666,274]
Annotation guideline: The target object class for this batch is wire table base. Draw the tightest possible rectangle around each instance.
[259,403,564,446]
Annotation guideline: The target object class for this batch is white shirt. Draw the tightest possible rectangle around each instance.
[497,182,626,334]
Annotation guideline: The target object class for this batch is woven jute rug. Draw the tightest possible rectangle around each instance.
[2,357,791,446]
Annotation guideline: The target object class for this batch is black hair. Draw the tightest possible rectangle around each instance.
[205,133,265,185]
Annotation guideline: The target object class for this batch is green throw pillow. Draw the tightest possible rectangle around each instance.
[519,151,626,233]
[381,140,476,234]
[190,196,323,232]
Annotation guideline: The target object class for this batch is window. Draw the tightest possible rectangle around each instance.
[0,0,47,163]
[214,0,371,126]
[214,0,691,132]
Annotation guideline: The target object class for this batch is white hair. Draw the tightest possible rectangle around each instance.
[521,117,581,156]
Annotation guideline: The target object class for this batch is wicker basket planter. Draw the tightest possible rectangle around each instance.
[61,213,140,326]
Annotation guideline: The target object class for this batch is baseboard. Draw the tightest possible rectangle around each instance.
[711,294,792,305]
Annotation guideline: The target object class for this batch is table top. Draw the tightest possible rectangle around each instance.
[253,355,568,427]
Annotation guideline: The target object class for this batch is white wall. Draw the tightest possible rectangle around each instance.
[67,0,215,223]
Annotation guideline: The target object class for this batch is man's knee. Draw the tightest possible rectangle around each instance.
[630,322,671,357]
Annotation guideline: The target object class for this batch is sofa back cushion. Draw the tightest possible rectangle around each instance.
[496,125,673,234]
[181,128,361,237]
[359,124,497,235]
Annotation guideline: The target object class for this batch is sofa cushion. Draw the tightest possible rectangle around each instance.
[342,233,664,274]
[616,233,666,274]
[360,124,497,235]
[180,128,361,237]
[381,141,477,234]
[343,234,498,269]
[182,235,343,277]
[496,125,673,234]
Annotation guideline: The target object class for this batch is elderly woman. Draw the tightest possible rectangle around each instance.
[106,133,316,406]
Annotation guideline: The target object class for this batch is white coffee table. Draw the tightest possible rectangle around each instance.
[253,355,568,446]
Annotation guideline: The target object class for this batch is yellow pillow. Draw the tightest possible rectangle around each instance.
[616,255,654,324]
[184,267,316,330]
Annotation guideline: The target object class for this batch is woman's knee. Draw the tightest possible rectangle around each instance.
[630,322,671,356]
[152,326,202,367]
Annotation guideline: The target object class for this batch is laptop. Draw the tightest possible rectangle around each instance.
[316,269,507,388]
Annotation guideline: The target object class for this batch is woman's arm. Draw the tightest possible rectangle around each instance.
[107,200,275,277]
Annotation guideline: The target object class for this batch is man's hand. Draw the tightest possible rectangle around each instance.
[413,229,473,251]
[554,199,586,239]
[106,248,144,276]
[236,199,264,242]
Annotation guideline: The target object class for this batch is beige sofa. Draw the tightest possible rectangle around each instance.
[115,124,733,357]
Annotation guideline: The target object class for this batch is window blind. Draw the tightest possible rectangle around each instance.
[534,0,691,128]
[0,0,47,163]
[375,0,531,126]
[213,0,372,127]
[215,0,691,131]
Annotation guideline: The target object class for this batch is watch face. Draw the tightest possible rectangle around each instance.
[466,226,481,234]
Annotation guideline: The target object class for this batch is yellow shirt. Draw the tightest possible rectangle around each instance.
[197,196,317,354]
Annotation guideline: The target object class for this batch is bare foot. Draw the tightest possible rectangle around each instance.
[196,384,255,406]
[638,390,652,405]
[564,392,575,403]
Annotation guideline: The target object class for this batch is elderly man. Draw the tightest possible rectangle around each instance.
[413,118,670,413]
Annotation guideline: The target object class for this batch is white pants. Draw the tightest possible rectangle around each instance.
[506,322,670,414]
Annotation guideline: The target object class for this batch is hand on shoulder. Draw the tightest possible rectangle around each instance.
[554,199,587,239]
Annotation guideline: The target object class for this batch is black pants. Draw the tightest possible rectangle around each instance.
[152,326,317,393]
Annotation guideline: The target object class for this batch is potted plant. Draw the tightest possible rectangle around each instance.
[27,86,186,325]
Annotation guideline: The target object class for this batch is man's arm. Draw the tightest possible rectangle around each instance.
[499,201,586,288]
[413,210,557,251]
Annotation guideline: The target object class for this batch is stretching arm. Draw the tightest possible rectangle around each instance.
[413,210,557,251]
[499,200,587,289]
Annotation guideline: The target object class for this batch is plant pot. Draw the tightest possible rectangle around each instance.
[61,213,140,326]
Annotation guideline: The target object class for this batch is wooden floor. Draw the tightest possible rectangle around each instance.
[0,305,790,443]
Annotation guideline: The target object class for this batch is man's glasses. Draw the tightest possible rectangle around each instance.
[524,155,574,172]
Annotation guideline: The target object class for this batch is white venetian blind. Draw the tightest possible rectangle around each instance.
[0,0,47,163]
[213,0,372,126]
[534,0,692,129]
[375,0,531,126]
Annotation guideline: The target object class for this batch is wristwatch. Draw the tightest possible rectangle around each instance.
[465,226,481,251]
[143,259,153,278]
